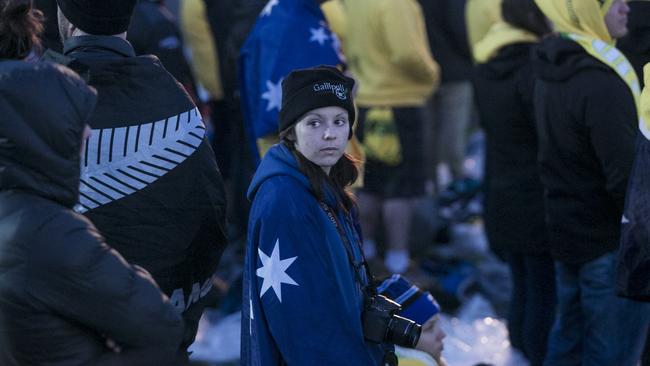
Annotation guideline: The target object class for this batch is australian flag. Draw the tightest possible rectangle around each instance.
[239,0,344,160]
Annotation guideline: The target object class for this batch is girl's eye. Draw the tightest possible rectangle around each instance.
[334,119,348,126]
[308,120,321,127]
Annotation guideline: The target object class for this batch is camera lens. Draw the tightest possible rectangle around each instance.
[386,315,422,348]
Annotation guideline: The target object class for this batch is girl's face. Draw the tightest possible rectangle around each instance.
[415,317,446,359]
[293,106,349,175]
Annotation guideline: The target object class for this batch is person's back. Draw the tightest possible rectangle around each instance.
[533,35,636,263]
[0,59,184,366]
[343,0,438,107]
[50,0,228,347]
[533,1,650,364]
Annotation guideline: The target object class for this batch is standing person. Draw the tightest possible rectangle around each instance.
[50,0,228,349]
[0,1,183,364]
[419,0,474,185]
[533,0,650,364]
[342,0,439,275]
[473,0,555,364]
[242,66,422,365]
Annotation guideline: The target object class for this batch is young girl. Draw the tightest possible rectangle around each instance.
[241,66,395,365]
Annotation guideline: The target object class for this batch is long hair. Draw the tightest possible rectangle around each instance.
[0,0,43,59]
[280,128,359,212]
[502,0,551,37]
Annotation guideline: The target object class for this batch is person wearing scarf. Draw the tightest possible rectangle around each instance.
[473,1,555,365]
[533,0,650,365]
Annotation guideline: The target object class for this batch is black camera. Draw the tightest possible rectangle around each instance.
[362,294,421,348]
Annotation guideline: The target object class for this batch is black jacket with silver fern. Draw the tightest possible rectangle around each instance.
[46,35,228,347]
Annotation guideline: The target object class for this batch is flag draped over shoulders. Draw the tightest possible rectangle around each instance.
[241,144,388,365]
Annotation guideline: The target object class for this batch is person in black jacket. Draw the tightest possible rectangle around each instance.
[50,0,228,350]
[534,0,650,364]
[473,1,554,364]
[0,1,184,364]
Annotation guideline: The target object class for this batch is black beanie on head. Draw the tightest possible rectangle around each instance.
[56,0,136,35]
[278,65,356,136]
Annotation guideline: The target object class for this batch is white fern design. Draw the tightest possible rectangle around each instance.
[74,108,205,213]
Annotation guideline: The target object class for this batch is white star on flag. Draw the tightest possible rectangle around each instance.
[309,27,330,46]
[256,239,299,302]
[261,79,283,112]
[261,0,279,17]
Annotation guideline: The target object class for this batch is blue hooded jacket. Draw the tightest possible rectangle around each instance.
[241,144,388,365]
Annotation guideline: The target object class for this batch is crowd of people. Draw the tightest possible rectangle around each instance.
[1,0,650,365]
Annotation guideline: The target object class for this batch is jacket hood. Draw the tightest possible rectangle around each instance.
[532,36,608,82]
[0,61,97,207]
[247,143,338,207]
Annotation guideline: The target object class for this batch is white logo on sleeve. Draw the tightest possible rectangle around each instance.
[256,238,299,302]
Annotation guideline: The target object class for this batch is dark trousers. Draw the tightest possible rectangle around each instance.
[507,252,556,366]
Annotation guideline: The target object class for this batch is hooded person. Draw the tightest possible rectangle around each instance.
[0,2,184,364]
[533,0,650,364]
[473,1,555,364]
[47,0,228,350]
[241,65,400,365]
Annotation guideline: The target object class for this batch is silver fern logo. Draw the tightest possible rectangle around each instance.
[74,107,205,213]
[312,82,348,100]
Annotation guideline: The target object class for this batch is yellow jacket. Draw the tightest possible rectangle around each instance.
[342,0,439,107]
[321,0,347,44]
[179,0,223,100]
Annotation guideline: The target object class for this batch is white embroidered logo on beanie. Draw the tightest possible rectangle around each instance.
[312,82,348,100]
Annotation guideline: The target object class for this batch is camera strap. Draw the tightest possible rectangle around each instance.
[318,201,375,294]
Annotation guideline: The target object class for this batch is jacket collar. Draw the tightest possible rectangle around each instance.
[63,35,136,60]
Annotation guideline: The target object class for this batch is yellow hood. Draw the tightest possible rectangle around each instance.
[474,21,539,64]
[534,0,614,43]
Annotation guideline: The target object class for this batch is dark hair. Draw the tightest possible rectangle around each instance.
[0,0,43,59]
[501,0,551,37]
[280,128,359,212]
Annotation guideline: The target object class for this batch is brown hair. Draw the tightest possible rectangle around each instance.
[502,0,551,37]
[280,128,359,212]
[0,0,43,59]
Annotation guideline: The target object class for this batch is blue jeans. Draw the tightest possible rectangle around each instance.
[544,251,650,366]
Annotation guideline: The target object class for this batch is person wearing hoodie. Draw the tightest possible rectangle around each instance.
[342,0,439,277]
[49,0,228,350]
[0,1,184,364]
[473,1,554,365]
[533,0,650,364]
[241,66,402,365]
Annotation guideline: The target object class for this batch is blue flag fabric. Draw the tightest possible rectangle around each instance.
[239,0,344,160]
[241,144,388,365]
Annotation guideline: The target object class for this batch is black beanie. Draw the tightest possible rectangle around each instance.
[278,65,356,136]
[56,0,136,35]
